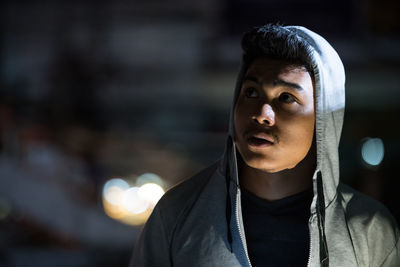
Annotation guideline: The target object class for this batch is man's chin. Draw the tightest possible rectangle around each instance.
[243,158,285,174]
[236,147,286,173]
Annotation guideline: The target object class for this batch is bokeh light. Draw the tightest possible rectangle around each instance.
[102,175,166,226]
[138,183,165,208]
[361,137,384,167]
[122,187,149,214]
[136,173,163,187]
[103,178,130,206]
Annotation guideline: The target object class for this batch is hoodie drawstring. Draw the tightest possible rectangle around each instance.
[225,154,233,252]
[317,171,329,266]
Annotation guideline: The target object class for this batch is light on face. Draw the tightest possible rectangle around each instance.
[361,137,384,166]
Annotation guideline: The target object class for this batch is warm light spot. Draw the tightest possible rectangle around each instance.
[104,186,125,206]
[103,197,127,219]
[102,175,166,226]
[138,183,165,208]
[103,178,129,206]
[119,209,153,226]
[136,173,163,187]
[122,187,149,214]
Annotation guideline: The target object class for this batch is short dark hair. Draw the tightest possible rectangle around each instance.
[241,23,314,75]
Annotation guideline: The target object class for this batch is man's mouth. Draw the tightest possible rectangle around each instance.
[246,132,275,148]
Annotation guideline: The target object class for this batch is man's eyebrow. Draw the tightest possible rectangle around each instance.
[273,79,304,91]
[243,76,260,84]
[243,76,304,91]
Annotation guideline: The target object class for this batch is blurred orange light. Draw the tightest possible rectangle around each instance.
[102,176,166,226]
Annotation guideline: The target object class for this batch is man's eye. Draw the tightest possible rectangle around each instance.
[279,93,296,103]
[245,88,259,98]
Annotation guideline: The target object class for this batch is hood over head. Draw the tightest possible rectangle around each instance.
[225,25,345,207]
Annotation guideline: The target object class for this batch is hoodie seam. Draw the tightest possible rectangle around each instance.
[379,235,399,266]
[339,191,359,266]
[324,190,338,209]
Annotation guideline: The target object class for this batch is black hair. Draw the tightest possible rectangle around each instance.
[241,23,314,75]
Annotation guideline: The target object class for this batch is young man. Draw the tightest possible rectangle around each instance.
[130,24,400,266]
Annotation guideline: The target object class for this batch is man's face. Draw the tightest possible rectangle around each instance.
[234,58,315,173]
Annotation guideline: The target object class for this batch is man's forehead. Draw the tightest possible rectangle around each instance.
[246,58,309,76]
[243,58,315,95]
[245,58,314,87]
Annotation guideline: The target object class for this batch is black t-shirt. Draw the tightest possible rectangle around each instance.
[241,187,313,267]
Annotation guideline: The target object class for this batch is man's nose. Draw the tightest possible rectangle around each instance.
[252,104,275,126]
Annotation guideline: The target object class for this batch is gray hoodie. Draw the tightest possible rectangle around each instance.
[130,26,400,267]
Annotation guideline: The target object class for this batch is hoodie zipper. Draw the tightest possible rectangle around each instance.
[235,180,317,267]
[307,214,314,267]
[236,188,317,267]
[235,189,252,267]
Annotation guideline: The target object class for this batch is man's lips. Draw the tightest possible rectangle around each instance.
[245,132,276,147]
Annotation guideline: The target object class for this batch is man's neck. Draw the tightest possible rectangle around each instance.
[239,149,316,202]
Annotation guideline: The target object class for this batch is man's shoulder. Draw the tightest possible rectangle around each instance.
[160,161,221,204]
[154,160,222,224]
[339,183,397,227]
[338,183,399,262]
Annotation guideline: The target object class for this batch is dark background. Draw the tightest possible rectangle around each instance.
[1,0,400,266]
